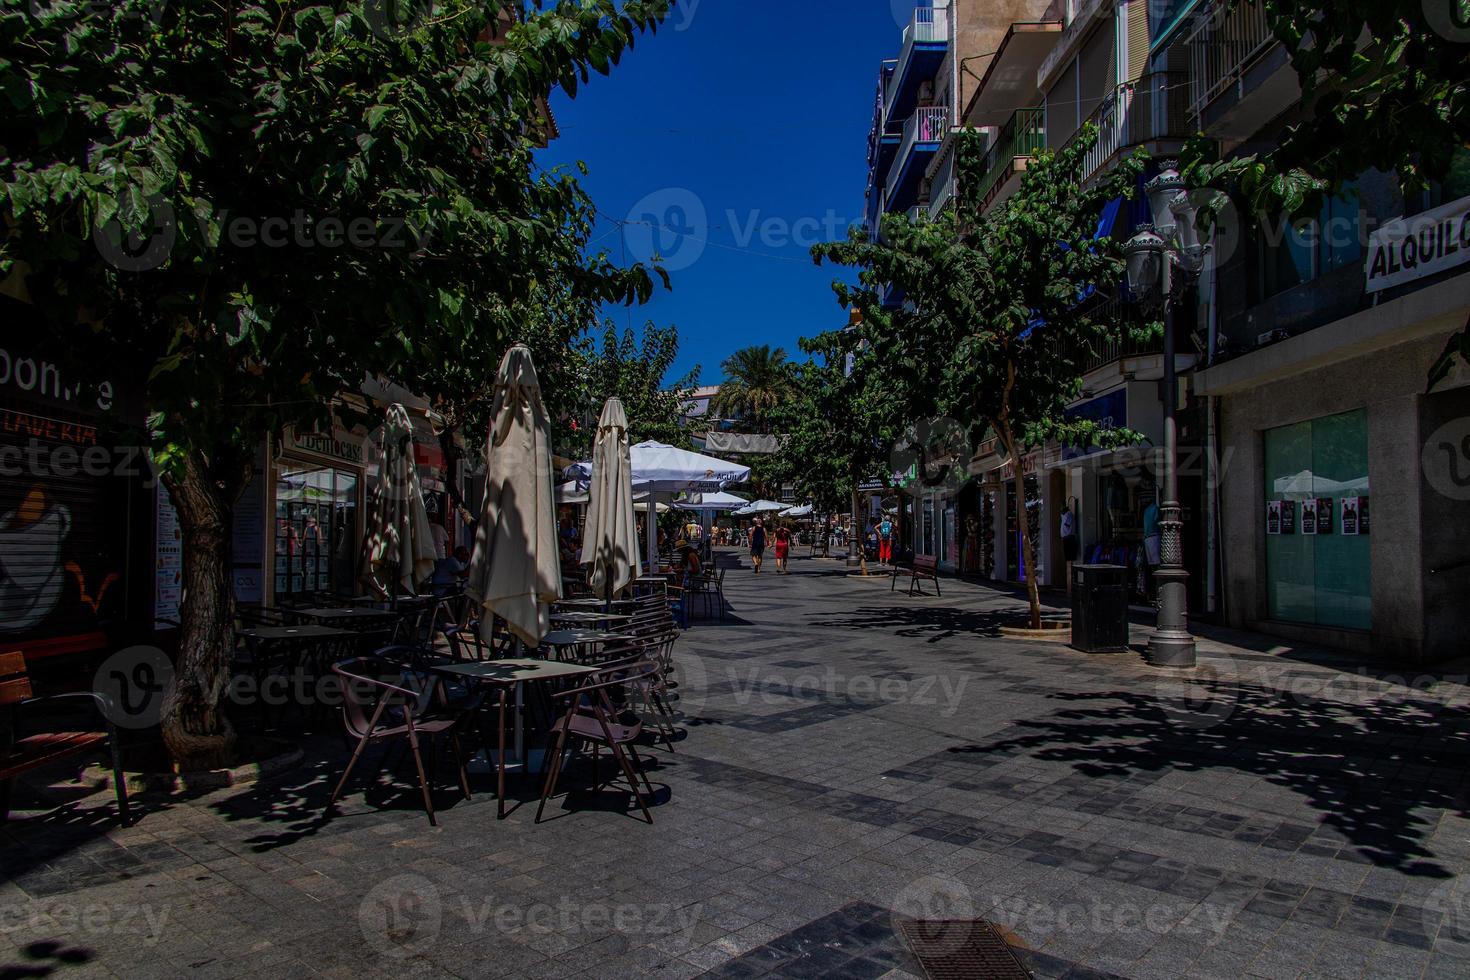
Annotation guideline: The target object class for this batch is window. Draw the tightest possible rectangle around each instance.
[1263,410,1371,630]
[274,465,360,599]
[1258,188,1364,296]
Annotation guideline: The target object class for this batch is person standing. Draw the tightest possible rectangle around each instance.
[877,514,894,565]
[774,523,792,574]
[748,517,767,574]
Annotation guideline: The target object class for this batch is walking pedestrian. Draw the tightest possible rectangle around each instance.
[774,523,792,574]
[878,514,894,565]
[749,517,767,574]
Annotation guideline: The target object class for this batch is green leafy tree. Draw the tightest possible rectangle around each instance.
[766,330,906,565]
[711,344,795,431]
[0,0,671,766]
[573,319,698,456]
[1187,0,1470,382]
[816,129,1149,627]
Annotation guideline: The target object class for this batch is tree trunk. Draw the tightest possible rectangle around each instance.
[160,451,239,769]
[1002,426,1042,630]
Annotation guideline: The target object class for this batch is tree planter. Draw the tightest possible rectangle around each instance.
[88,736,303,795]
[999,619,1072,640]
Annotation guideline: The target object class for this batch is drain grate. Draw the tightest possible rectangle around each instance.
[897,918,1032,980]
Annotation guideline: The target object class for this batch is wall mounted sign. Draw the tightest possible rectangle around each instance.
[1365,194,1470,293]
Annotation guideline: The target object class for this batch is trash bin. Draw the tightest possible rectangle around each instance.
[1071,564,1129,653]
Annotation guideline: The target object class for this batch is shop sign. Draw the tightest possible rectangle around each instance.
[1365,194,1470,293]
[1063,389,1127,461]
[281,426,365,467]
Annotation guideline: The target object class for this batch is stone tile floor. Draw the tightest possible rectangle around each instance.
[4,552,1470,978]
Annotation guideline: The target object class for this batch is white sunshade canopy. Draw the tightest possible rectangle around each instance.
[565,441,751,494]
[781,504,814,518]
[732,499,788,516]
[677,491,750,512]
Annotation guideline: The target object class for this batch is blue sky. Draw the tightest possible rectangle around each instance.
[538,1,909,386]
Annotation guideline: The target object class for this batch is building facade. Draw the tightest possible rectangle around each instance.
[1162,0,1470,662]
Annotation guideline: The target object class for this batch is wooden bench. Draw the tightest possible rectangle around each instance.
[892,554,941,597]
[1,651,131,824]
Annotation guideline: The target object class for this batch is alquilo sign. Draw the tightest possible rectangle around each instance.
[1365,194,1470,293]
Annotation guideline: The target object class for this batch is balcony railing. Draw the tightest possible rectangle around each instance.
[973,108,1046,210]
[1074,72,1190,184]
[886,105,950,193]
[1185,0,1275,119]
[886,3,951,110]
[1045,298,1162,373]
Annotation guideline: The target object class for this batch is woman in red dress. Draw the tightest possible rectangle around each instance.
[773,523,792,574]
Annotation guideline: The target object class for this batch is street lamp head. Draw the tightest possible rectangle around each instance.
[1145,163,1186,243]
[1125,227,1166,302]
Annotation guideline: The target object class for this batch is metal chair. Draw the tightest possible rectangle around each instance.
[536,659,662,824]
[326,656,473,826]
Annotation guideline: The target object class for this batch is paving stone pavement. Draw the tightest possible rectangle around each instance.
[4,550,1470,979]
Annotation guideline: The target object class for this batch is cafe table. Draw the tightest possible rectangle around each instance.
[424,657,599,817]
[549,610,633,627]
[287,606,399,631]
[234,625,358,726]
[539,629,627,663]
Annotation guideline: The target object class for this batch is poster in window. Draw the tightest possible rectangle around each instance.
[1315,498,1333,534]
[1280,500,1297,535]
[154,484,183,629]
[1266,500,1282,535]
[1301,499,1318,536]
[1341,496,1360,535]
[1358,495,1370,534]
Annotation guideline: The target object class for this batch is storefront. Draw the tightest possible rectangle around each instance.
[263,425,368,604]
[0,331,153,675]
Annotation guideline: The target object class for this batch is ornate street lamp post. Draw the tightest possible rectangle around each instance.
[1125,163,1207,668]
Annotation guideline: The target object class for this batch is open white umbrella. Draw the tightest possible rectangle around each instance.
[732,499,787,516]
[679,491,749,512]
[580,398,640,601]
[555,480,589,505]
[465,345,561,647]
[565,441,750,572]
[360,403,436,598]
[781,504,815,518]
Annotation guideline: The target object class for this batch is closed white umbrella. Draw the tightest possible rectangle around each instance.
[464,345,561,647]
[361,403,436,598]
[580,398,640,600]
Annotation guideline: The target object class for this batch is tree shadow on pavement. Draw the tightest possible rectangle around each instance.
[953,681,1470,877]
[805,604,1018,643]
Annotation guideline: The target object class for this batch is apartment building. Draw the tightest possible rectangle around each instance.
[1159,0,1470,663]
[875,0,1197,596]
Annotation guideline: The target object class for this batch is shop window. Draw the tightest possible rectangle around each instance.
[274,465,360,599]
[1263,409,1371,630]
[922,499,935,556]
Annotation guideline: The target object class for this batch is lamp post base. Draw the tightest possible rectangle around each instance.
[1145,566,1196,667]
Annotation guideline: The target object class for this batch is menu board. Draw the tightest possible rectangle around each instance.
[154,484,183,628]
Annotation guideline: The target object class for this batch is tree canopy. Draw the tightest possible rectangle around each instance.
[711,343,796,431]
[814,128,1148,624]
[0,0,673,764]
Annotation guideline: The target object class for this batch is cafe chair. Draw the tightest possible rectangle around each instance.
[536,659,662,825]
[326,656,472,826]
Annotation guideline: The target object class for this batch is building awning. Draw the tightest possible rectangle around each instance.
[1150,0,1205,54]
[964,22,1063,128]
[702,431,784,455]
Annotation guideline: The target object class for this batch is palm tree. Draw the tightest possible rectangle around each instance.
[712,345,796,431]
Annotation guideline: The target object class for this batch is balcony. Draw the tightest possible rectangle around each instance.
[1184,0,1299,143]
[884,105,950,214]
[973,107,1045,212]
[927,140,956,217]
[1072,72,1190,186]
[886,3,950,124]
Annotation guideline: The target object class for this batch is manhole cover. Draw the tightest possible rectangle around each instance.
[898,918,1032,980]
